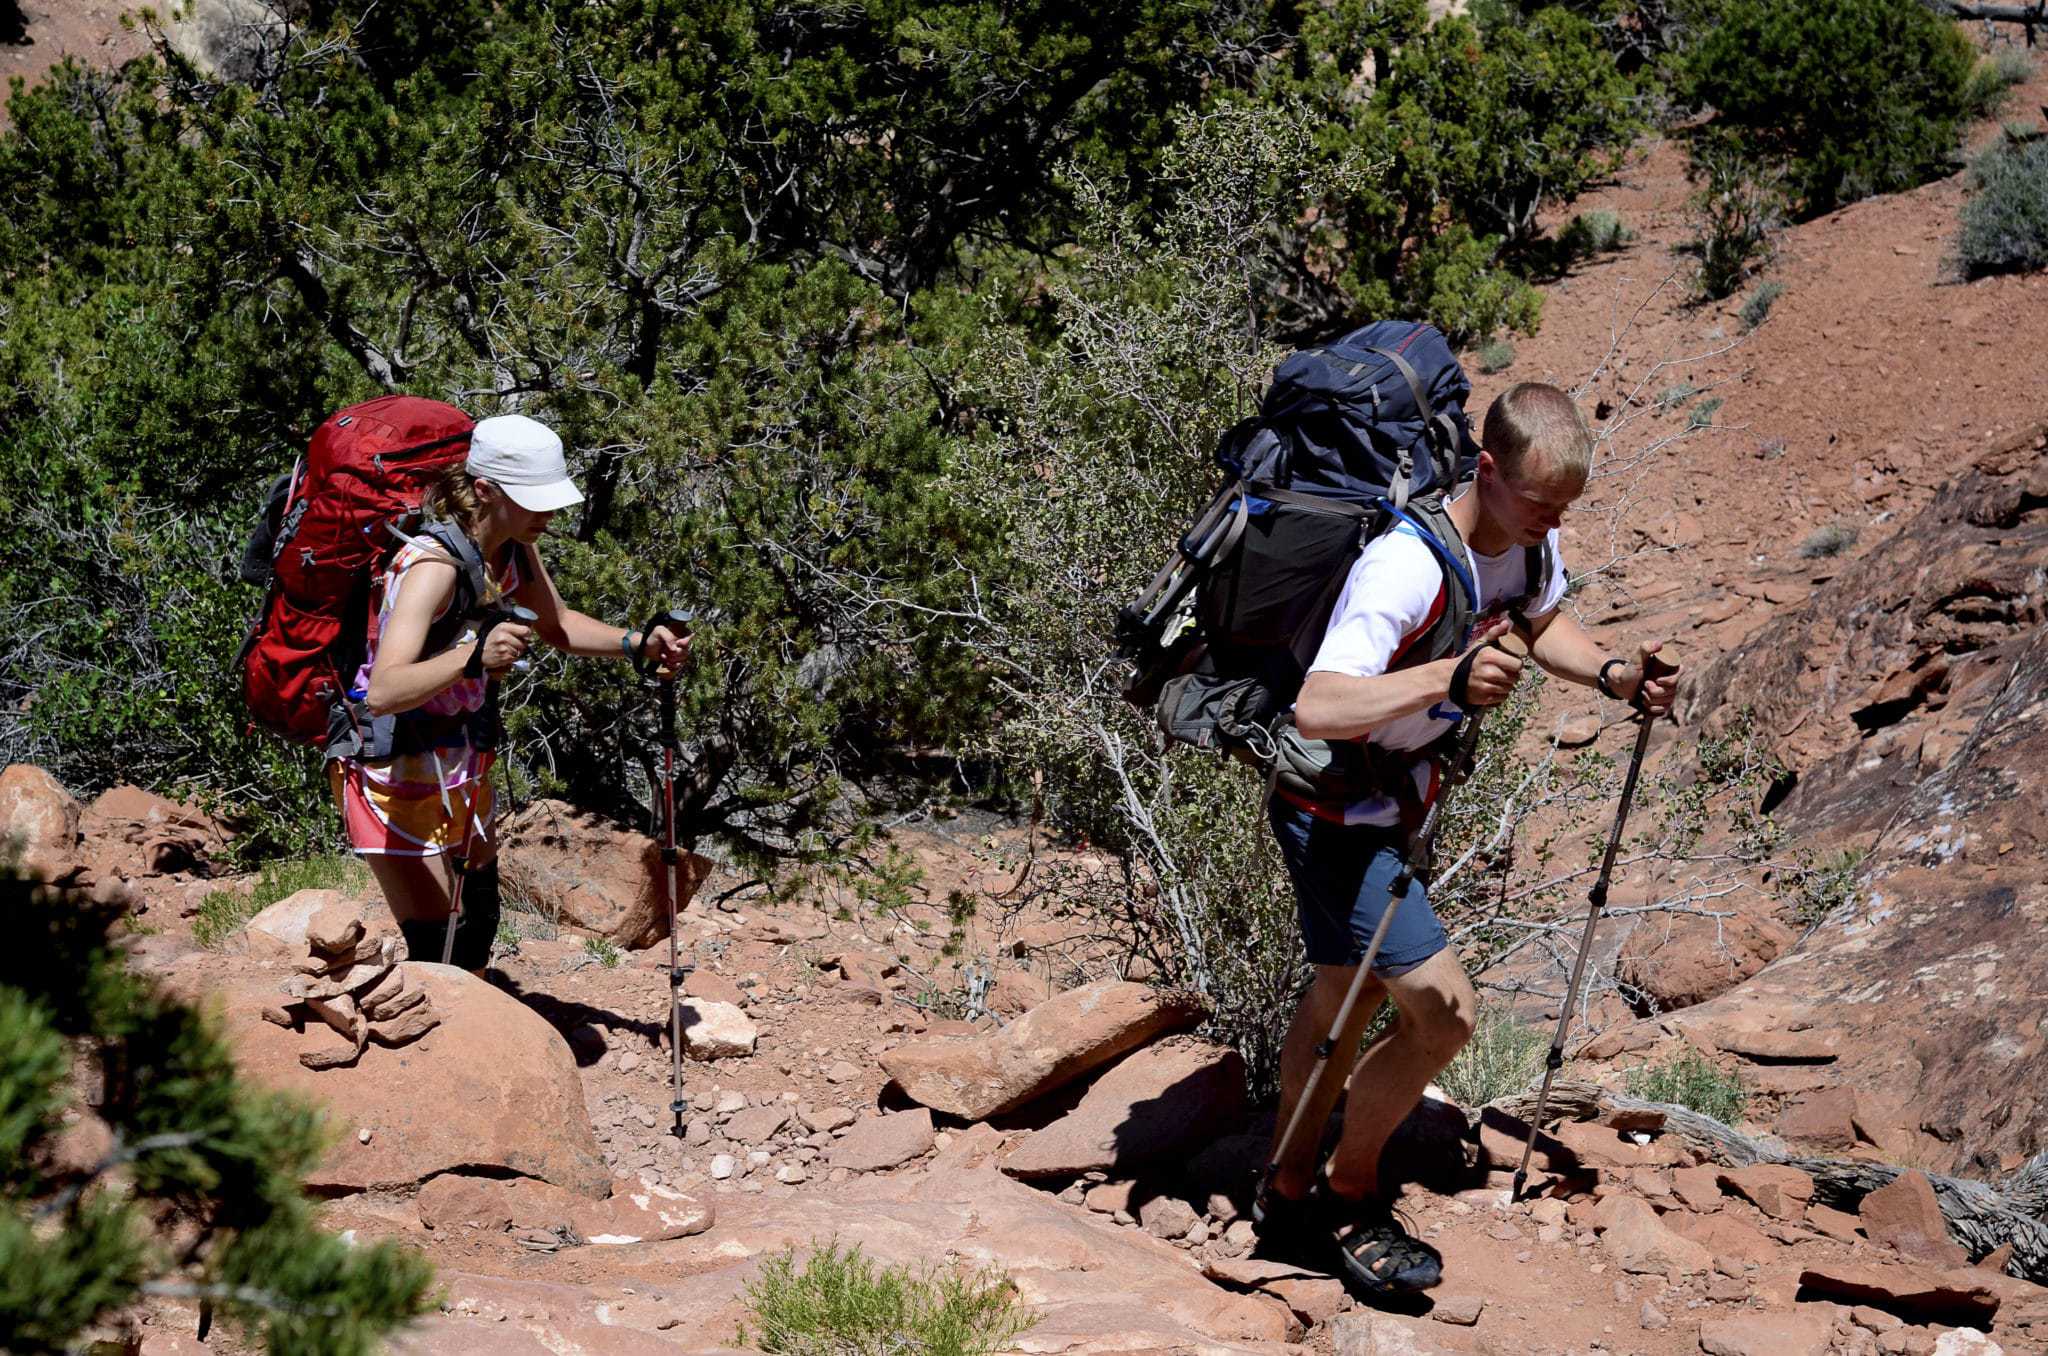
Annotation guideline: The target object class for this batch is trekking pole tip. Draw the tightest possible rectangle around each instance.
[1509,1167,1528,1202]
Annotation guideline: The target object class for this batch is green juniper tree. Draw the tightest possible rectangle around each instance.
[0,866,433,1353]
[0,0,1662,871]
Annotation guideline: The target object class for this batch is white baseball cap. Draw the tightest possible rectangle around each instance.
[466,414,585,512]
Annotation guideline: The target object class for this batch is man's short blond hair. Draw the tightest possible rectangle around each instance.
[1482,383,1593,484]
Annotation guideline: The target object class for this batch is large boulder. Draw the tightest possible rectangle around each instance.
[223,962,608,1196]
[499,799,711,950]
[1002,1038,1246,1180]
[0,764,81,879]
[880,979,1208,1121]
[244,889,395,961]
[80,785,228,878]
[1677,434,2048,1172]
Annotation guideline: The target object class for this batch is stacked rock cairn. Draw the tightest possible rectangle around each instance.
[261,906,440,1070]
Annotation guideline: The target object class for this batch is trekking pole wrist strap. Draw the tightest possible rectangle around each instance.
[621,629,641,661]
[1596,657,1629,701]
[1449,648,1481,709]
[464,623,498,680]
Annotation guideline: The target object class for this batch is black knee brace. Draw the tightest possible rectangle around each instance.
[398,917,444,965]
[449,859,500,972]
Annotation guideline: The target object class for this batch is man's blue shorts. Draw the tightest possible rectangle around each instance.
[1267,797,1450,976]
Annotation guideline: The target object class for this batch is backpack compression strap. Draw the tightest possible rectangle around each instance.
[1309,342,1461,512]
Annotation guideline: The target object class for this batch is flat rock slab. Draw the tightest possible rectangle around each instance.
[829,1108,934,1172]
[880,979,1206,1121]
[417,1173,711,1245]
[1797,1259,2001,1326]
[409,1168,1301,1354]
[1698,1311,1834,1356]
[1594,1195,1712,1276]
[1001,1038,1246,1179]
[1204,1257,1349,1326]
[1700,1025,1842,1063]
[223,963,608,1196]
[1718,1164,1815,1221]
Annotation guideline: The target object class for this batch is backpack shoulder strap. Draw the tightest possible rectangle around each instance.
[415,519,487,618]
[1378,496,1475,669]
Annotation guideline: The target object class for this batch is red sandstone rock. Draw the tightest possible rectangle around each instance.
[1795,1259,2000,1326]
[225,964,608,1196]
[879,979,1207,1120]
[1000,1039,1245,1179]
[1672,1164,1725,1212]
[1592,1194,1712,1276]
[1860,1170,1970,1268]
[0,764,80,879]
[499,798,710,949]
[1698,1311,1834,1356]
[1717,1164,1815,1221]
[1616,910,1792,1010]
[1778,1085,1862,1151]
[828,1108,934,1172]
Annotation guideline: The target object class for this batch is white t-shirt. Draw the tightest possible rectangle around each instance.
[1296,506,1567,825]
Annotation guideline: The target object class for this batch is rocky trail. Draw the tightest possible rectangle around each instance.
[7,9,2048,1356]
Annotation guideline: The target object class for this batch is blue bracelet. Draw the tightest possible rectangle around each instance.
[621,629,638,660]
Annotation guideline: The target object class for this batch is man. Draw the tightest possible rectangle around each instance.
[1256,382,1680,1294]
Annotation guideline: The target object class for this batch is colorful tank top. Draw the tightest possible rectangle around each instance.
[345,534,524,801]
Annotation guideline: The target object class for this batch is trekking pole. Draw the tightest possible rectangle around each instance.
[1256,634,1528,1219]
[442,600,539,966]
[1511,651,1678,1201]
[641,608,697,1139]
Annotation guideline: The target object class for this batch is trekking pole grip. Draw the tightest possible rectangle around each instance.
[464,604,539,680]
[1629,650,1678,716]
[635,607,695,680]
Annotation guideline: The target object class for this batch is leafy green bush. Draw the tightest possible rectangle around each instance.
[1955,137,2048,278]
[1626,1049,1748,1124]
[1963,45,2036,118]
[2,865,433,1351]
[1560,208,1635,259]
[1438,1005,1548,1106]
[1682,0,1975,217]
[582,937,622,968]
[194,853,370,950]
[1798,520,1861,560]
[1738,280,1784,331]
[1788,846,1866,925]
[740,1240,1033,1356]
[1685,132,1786,299]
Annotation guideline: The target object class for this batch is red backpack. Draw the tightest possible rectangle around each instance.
[237,395,476,744]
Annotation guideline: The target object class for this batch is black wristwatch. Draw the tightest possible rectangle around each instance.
[1596,657,1629,701]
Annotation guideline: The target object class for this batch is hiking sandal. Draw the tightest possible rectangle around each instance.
[1332,1202,1443,1295]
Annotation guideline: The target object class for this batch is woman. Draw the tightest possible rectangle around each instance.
[327,413,687,971]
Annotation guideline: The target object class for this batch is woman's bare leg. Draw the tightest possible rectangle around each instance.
[363,852,457,926]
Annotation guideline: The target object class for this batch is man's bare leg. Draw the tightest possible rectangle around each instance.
[1266,963,1387,1201]
[1322,948,1477,1202]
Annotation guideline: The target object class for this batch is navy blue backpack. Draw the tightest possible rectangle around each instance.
[1117,320,1544,802]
